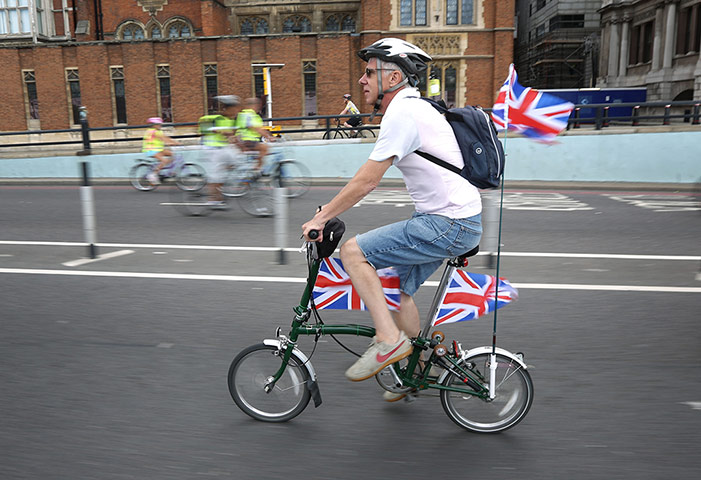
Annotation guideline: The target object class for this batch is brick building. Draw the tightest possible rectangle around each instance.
[0,1,514,132]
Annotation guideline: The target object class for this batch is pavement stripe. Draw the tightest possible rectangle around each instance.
[62,249,135,267]
[0,268,699,293]
[1,241,699,261]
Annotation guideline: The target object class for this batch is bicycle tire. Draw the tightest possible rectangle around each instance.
[219,166,251,198]
[322,131,332,140]
[274,160,311,198]
[228,344,311,422]
[129,162,157,191]
[168,184,212,217]
[238,179,274,217]
[332,129,345,140]
[175,162,207,191]
[440,352,533,433]
[359,127,376,138]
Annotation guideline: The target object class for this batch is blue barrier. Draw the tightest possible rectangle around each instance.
[1,132,699,184]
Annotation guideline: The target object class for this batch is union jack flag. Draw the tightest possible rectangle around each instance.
[491,64,574,142]
[432,270,518,326]
[312,257,401,311]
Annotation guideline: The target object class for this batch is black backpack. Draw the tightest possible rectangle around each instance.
[415,98,505,189]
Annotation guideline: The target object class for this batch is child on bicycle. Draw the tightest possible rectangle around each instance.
[142,117,181,185]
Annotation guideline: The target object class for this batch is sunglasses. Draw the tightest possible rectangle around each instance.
[364,67,397,77]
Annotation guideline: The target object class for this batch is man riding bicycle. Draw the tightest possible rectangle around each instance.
[235,97,275,171]
[339,93,362,136]
[302,38,482,401]
[201,95,241,208]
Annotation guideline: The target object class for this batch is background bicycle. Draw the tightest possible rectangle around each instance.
[322,118,376,140]
[129,146,206,192]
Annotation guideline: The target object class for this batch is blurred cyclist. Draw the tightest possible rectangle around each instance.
[339,93,362,136]
[205,95,241,208]
[142,117,180,185]
[235,97,275,171]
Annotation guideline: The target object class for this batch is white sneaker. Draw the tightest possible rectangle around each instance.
[147,172,160,185]
[382,390,407,402]
[206,200,229,210]
[345,332,413,382]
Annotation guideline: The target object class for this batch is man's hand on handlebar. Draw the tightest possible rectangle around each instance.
[302,218,324,242]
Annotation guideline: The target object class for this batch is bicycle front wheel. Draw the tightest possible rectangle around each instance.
[238,180,274,217]
[129,163,156,191]
[275,160,310,198]
[228,344,311,422]
[168,185,212,217]
[440,353,533,433]
[356,127,376,138]
[175,163,207,191]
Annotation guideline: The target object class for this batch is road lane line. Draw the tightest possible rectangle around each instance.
[1,268,699,293]
[62,250,135,267]
[1,241,699,261]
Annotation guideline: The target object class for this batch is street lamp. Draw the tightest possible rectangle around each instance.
[251,63,285,126]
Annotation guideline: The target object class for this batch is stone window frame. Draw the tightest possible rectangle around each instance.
[164,17,193,38]
[203,63,219,114]
[116,20,146,41]
[240,17,269,35]
[302,59,317,116]
[324,13,356,32]
[110,66,128,125]
[65,68,82,126]
[22,69,39,125]
[282,14,312,33]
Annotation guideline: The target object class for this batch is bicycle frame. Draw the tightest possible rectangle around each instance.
[264,256,493,401]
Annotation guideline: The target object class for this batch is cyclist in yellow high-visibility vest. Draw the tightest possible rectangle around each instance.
[235,97,275,170]
[142,117,180,185]
[204,95,241,208]
[339,93,362,136]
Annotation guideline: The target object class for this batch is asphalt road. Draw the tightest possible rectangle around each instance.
[1,184,700,480]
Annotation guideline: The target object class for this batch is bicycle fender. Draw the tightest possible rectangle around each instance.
[263,339,318,381]
[461,346,528,370]
[263,339,321,408]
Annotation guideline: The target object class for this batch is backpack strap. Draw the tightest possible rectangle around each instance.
[414,150,463,176]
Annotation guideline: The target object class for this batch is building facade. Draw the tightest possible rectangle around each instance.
[598,0,701,101]
[0,1,515,132]
[514,0,601,89]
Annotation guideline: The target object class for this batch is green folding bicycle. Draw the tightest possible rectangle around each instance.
[227,220,534,433]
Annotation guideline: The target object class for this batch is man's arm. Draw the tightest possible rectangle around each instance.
[302,157,393,239]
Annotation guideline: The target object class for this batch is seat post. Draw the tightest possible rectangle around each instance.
[420,260,458,338]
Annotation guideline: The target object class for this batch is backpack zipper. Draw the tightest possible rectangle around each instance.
[477,108,501,175]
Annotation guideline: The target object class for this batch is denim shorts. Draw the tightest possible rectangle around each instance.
[355,212,482,296]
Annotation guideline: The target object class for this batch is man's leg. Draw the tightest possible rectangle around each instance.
[392,293,420,338]
[340,238,400,344]
[255,142,268,170]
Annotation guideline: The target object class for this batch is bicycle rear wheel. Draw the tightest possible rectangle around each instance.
[275,160,311,198]
[168,185,212,217]
[238,179,274,217]
[356,127,376,138]
[228,344,311,422]
[440,353,533,433]
[219,166,250,198]
[129,162,157,191]
[175,163,207,191]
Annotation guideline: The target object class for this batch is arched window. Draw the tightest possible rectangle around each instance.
[255,18,268,34]
[119,22,145,41]
[166,20,192,38]
[241,19,253,35]
[283,15,311,33]
[150,26,162,39]
[341,15,356,32]
[240,17,268,35]
[325,15,340,31]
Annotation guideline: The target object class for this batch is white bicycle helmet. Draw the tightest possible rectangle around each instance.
[358,37,432,88]
[358,38,432,118]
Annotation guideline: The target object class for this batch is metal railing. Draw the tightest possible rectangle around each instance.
[1,101,700,152]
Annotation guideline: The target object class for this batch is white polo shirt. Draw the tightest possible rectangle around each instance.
[369,87,482,219]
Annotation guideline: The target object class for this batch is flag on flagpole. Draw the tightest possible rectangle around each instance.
[312,257,401,311]
[431,270,518,326]
[491,64,575,142]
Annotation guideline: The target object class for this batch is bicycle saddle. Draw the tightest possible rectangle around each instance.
[453,245,480,267]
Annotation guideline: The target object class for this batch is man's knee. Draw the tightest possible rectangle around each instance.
[340,238,364,265]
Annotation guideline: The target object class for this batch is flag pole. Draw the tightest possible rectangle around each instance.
[491,64,512,359]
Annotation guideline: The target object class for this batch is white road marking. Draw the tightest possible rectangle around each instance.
[1,268,700,293]
[61,249,134,267]
[1,241,699,261]
[679,402,701,410]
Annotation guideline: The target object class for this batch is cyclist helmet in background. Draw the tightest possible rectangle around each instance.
[147,117,163,124]
[216,95,241,107]
[343,93,352,100]
[357,37,432,117]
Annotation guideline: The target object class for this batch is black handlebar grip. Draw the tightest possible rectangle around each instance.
[308,230,319,240]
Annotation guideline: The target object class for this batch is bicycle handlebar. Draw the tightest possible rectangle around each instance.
[308,230,319,240]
